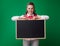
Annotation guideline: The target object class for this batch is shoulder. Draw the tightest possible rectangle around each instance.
[36,14,41,18]
[36,14,41,17]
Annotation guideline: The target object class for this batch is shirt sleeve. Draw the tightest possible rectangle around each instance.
[37,15,49,20]
[11,16,20,21]
[11,15,24,21]
[40,15,49,20]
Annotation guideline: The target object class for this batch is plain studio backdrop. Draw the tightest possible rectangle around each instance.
[0,0,60,46]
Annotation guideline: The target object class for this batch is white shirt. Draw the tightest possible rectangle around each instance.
[11,15,49,21]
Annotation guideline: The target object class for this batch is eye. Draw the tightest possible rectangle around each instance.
[31,8,33,9]
[28,8,30,9]
[28,8,33,9]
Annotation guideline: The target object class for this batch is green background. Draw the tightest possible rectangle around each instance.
[0,0,60,46]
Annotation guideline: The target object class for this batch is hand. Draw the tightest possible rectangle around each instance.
[19,17,27,20]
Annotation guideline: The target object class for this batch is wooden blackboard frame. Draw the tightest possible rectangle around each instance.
[15,20,46,39]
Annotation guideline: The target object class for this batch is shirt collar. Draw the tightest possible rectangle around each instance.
[27,13,34,16]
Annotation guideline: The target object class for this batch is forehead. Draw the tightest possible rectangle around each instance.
[27,5,34,8]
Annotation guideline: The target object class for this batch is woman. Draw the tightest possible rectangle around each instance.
[11,2,49,46]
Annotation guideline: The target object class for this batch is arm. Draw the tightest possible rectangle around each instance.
[36,15,49,20]
[11,16,20,21]
[11,15,27,21]
[40,15,49,20]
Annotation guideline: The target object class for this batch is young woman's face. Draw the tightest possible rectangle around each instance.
[27,5,34,14]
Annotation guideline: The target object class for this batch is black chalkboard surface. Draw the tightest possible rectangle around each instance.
[16,20,46,39]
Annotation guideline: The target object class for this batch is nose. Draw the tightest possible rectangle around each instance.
[29,8,33,11]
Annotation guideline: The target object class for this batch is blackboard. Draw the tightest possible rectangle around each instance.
[16,20,46,39]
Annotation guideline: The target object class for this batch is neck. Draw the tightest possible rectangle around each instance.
[27,13,34,16]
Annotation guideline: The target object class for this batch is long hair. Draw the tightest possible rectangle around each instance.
[25,2,37,15]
